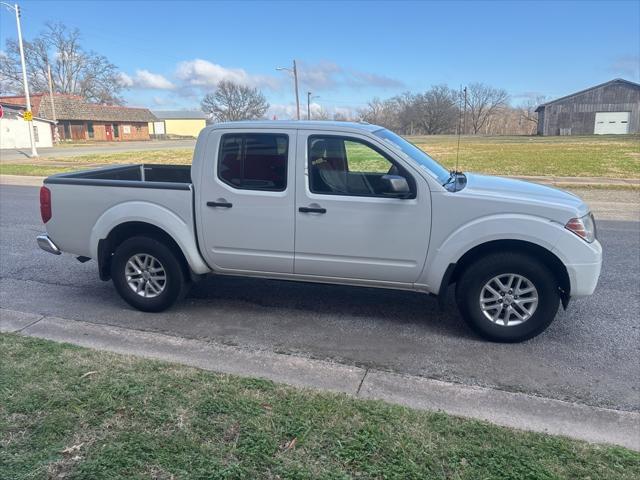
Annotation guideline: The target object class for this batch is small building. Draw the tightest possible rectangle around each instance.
[0,102,55,149]
[536,79,640,136]
[149,110,208,138]
[0,94,157,142]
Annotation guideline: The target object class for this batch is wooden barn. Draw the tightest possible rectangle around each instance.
[535,79,640,136]
[0,94,157,142]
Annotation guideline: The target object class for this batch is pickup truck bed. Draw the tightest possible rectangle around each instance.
[46,164,192,189]
[43,164,208,276]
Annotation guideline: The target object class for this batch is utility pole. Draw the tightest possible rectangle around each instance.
[276,60,300,120]
[47,63,59,143]
[292,60,300,120]
[307,91,319,120]
[1,2,38,157]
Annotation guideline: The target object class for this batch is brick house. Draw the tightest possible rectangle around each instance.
[0,94,157,142]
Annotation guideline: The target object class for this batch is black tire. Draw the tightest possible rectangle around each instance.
[111,236,187,312]
[455,252,559,342]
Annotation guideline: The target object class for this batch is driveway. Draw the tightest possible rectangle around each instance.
[0,184,638,411]
[0,139,196,162]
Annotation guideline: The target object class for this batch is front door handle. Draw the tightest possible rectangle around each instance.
[299,206,326,214]
[207,201,233,208]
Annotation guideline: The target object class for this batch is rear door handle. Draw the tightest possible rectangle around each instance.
[299,206,326,214]
[207,201,233,208]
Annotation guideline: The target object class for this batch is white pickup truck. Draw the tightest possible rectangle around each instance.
[37,121,602,342]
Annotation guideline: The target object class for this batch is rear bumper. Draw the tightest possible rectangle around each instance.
[37,234,61,255]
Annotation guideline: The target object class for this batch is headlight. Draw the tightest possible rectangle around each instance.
[565,213,596,243]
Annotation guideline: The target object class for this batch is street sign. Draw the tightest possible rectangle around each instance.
[23,110,33,121]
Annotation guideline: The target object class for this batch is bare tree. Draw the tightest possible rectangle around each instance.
[415,85,459,134]
[311,107,330,120]
[0,22,124,104]
[465,83,510,134]
[358,97,401,131]
[519,95,547,132]
[201,80,269,122]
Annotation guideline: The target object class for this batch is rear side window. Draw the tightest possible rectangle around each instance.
[218,133,288,191]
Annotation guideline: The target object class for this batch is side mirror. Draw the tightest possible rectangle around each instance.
[381,174,411,198]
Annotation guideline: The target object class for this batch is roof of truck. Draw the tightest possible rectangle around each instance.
[207,120,383,133]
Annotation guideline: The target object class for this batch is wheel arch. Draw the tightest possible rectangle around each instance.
[98,221,193,281]
[441,239,571,308]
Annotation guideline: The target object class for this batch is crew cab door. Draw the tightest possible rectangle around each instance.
[197,128,296,274]
[294,130,431,284]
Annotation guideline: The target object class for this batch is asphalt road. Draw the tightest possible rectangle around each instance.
[0,139,196,162]
[1,184,638,411]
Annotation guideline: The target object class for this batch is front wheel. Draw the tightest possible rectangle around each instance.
[455,252,560,342]
[111,236,187,312]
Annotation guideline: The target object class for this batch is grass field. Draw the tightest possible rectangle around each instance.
[1,334,639,479]
[410,134,640,178]
[1,134,638,178]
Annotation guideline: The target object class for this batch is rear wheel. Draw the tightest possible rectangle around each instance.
[111,236,186,312]
[455,252,559,342]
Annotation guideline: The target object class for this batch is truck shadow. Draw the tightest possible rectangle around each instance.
[187,274,474,340]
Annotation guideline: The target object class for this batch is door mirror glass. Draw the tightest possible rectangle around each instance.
[381,174,411,197]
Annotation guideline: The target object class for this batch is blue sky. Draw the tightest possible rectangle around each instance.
[1,0,639,117]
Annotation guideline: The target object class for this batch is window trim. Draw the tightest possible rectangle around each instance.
[307,134,417,199]
[217,132,289,192]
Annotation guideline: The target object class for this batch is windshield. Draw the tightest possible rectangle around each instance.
[373,128,450,184]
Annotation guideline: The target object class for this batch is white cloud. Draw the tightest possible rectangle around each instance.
[296,61,404,90]
[118,72,134,87]
[268,102,358,120]
[175,59,281,90]
[609,55,640,79]
[135,70,174,89]
[119,70,175,89]
[174,58,403,94]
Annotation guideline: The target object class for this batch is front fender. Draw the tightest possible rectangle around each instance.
[90,201,210,274]
[422,214,565,291]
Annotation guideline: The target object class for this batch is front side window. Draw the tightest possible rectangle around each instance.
[308,135,415,198]
[373,128,450,184]
[218,133,288,191]
[87,122,94,138]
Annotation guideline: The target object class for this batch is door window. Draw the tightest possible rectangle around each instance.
[308,135,415,197]
[218,133,288,191]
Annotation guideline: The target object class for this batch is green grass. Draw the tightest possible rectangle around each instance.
[409,134,640,178]
[1,134,639,178]
[1,334,638,479]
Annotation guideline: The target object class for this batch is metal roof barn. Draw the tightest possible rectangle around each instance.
[535,79,640,136]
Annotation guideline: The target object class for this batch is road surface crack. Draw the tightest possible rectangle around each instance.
[356,368,369,396]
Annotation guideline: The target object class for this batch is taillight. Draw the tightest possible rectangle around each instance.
[40,186,52,223]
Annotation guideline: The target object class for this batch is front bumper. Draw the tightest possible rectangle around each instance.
[37,234,61,255]
[563,239,603,297]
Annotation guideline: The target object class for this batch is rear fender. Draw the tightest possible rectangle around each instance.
[90,201,210,275]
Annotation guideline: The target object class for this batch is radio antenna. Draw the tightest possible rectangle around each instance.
[455,86,467,176]
[452,86,467,192]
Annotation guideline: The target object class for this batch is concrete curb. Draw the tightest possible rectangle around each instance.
[0,174,45,186]
[0,174,638,188]
[1,308,638,451]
